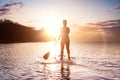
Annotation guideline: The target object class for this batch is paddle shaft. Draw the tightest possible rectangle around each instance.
[43,38,60,60]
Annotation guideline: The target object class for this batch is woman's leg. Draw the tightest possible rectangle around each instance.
[66,39,70,60]
[61,40,64,60]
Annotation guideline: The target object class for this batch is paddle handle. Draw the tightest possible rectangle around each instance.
[54,35,61,45]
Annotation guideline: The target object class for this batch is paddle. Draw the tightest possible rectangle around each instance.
[43,37,60,60]
[43,51,50,60]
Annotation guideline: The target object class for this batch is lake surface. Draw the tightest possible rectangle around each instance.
[0,42,120,80]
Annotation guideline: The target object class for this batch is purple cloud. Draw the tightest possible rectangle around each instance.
[84,20,120,42]
[3,2,23,8]
[71,19,120,42]
[0,2,23,16]
[88,20,120,27]
[115,4,120,10]
[0,8,9,11]
[106,4,120,12]
[0,8,10,16]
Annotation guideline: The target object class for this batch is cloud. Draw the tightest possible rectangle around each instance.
[0,8,9,12]
[88,20,120,42]
[88,20,120,27]
[115,4,120,10]
[106,4,120,12]
[0,2,23,16]
[3,2,23,8]
[71,19,120,42]
[72,20,120,33]
[0,8,10,15]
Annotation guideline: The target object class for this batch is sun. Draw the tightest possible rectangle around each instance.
[36,15,62,38]
[43,19,61,38]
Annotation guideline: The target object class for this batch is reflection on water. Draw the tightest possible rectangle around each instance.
[43,63,70,80]
[43,64,59,80]
[61,63,70,80]
[0,42,120,80]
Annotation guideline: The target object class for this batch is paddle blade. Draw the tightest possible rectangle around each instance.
[43,52,50,60]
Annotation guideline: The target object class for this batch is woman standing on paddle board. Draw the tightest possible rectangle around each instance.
[59,20,70,60]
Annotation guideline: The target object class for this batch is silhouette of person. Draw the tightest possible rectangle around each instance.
[59,20,70,60]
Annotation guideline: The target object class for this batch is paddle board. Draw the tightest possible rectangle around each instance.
[40,58,75,65]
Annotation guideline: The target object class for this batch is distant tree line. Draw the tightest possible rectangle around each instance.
[0,19,54,43]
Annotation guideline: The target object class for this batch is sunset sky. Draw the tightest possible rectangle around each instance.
[0,0,120,42]
[0,0,120,27]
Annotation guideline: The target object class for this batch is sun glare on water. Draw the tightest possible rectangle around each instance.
[35,15,62,59]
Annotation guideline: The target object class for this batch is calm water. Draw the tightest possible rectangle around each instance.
[0,42,120,80]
